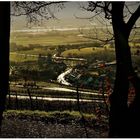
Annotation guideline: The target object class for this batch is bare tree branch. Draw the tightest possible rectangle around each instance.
[11,1,65,24]
[83,2,112,20]
[79,27,114,44]
[127,4,140,35]
[74,11,102,20]
[125,4,133,15]
[11,2,65,16]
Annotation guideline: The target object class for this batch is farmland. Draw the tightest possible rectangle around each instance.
[6,28,140,138]
[9,28,140,98]
[10,30,93,46]
[8,29,114,120]
[10,28,140,92]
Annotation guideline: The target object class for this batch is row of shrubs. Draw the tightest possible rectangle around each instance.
[6,97,107,115]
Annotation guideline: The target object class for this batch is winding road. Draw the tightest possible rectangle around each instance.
[57,68,72,86]
[10,52,114,103]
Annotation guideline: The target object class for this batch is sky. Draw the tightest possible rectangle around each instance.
[11,1,140,30]
[11,2,97,30]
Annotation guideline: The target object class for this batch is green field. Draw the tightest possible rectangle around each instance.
[10,52,37,62]
[10,29,140,61]
[10,30,93,46]
[62,47,114,57]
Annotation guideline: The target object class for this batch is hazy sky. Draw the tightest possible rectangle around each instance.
[11,1,140,30]
[11,2,96,30]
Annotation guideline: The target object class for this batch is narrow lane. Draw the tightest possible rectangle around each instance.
[8,94,104,103]
[57,68,72,86]
[43,87,107,96]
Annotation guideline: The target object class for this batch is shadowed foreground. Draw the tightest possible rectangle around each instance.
[0,110,108,138]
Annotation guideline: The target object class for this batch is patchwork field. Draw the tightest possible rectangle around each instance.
[10,30,93,46]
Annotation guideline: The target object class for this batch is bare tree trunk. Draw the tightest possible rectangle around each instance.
[109,31,129,137]
[109,2,131,137]
[128,74,140,137]
[0,2,10,133]
[109,2,140,137]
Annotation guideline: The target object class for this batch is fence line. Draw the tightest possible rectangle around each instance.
[6,88,107,113]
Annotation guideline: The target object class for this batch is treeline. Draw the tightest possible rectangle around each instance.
[10,42,104,53]
[10,57,67,82]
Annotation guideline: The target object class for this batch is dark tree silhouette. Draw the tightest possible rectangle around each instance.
[0,2,10,133]
[85,2,140,137]
[0,1,64,133]
[111,2,140,137]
